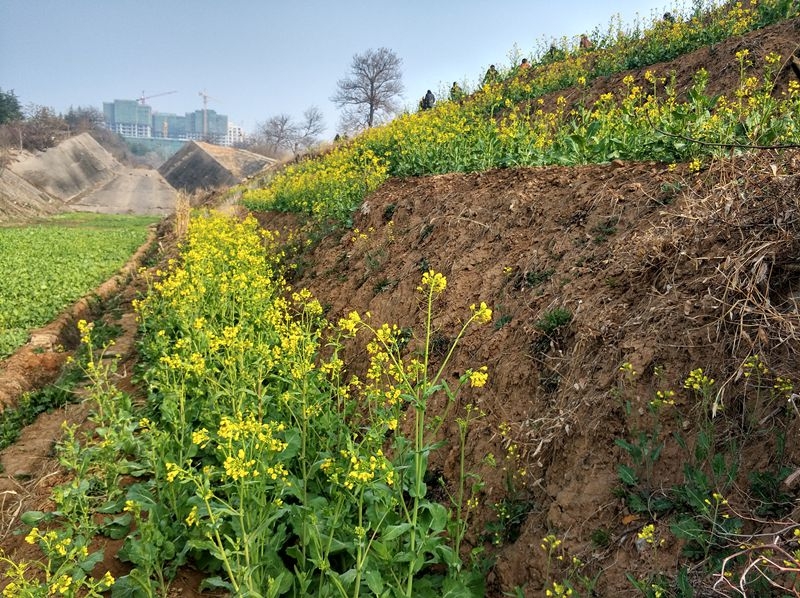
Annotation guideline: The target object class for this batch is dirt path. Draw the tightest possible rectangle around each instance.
[70,168,176,216]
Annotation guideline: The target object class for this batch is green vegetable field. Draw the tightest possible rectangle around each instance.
[0,213,157,358]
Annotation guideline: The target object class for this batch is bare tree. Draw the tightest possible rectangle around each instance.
[331,47,404,132]
[255,113,297,157]
[293,106,325,154]
[18,104,69,151]
[250,107,326,158]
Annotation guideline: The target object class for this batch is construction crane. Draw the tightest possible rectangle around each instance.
[198,90,221,139]
[138,90,177,105]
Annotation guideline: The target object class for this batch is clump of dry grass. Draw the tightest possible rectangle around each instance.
[174,191,191,239]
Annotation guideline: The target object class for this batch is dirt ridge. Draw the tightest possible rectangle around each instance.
[0,227,157,410]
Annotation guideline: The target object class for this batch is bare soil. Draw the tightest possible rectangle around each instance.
[1,17,800,597]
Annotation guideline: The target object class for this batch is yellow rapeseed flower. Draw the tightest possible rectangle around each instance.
[469,366,489,388]
[470,302,492,324]
[419,270,447,294]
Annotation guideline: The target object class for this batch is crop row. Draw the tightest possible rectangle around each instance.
[3,213,493,596]
[242,0,800,223]
[0,214,157,358]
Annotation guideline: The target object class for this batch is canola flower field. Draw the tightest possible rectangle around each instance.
[3,1,800,596]
[0,213,157,358]
[3,214,494,596]
[243,0,800,224]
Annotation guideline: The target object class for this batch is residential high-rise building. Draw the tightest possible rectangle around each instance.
[224,123,246,147]
[103,100,152,138]
[103,99,235,145]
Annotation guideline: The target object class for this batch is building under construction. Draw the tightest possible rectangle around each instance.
[103,100,233,146]
[102,100,152,138]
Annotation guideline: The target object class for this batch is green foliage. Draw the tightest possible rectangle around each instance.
[0,362,82,454]
[591,216,619,243]
[10,215,493,596]
[485,495,536,546]
[494,313,513,330]
[614,363,800,591]
[0,214,156,358]
[535,307,572,336]
[0,316,119,456]
[590,527,611,548]
[748,467,794,518]
[0,87,22,124]
[523,268,554,288]
[627,569,694,598]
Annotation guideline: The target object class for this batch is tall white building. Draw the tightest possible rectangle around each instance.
[223,123,246,147]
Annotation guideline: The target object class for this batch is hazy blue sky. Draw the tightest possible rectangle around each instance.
[1,0,674,138]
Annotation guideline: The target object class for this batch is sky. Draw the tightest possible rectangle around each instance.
[1,0,675,139]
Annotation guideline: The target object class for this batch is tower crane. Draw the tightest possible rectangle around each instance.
[138,90,177,105]
[198,90,221,139]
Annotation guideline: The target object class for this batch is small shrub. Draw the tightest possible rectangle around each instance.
[535,307,572,336]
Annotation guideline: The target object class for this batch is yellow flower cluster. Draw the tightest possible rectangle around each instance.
[684,368,715,392]
[637,523,656,544]
[468,366,489,388]
[223,449,258,481]
[545,581,573,597]
[419,269,447,294]
[217,414,287,452]
[243,145,389,222]
[338,310,363,337]
[470,302,492,325]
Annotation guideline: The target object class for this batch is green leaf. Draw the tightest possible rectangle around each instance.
[100,512,132,540]
[365,569,384,595]
[199,576,234,591]
[617,464,638,486]
[96,496,127,514]
[650,496,674,513]
[370,539,390,561]
[338,568,357,587]
[110,575,147,598]
[382,522,412,541]
[670,517,706,541]
[79,549,105,572]
[20,510,48,526]
[614,438,641,462]
[676,566,694,597]
[423,502,449,533]
[627,492,649,513]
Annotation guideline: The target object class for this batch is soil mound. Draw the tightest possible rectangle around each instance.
[0,168,65,221]
[158,141,274,192]
[259,147,800,594]
[7,133,121,202]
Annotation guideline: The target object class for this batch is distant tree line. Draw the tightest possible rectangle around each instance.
[3,44,408,163]
[0,88,105,154]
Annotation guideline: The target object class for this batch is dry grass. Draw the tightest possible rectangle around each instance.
[174,191,191,239]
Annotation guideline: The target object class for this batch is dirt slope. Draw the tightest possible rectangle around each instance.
[70,169,176,216]
[7,133,121,202]
[0,168,66,221]
[262,149,800,595]
[0,15,799,598]
[0,132,177,220]
[158,141,274,193]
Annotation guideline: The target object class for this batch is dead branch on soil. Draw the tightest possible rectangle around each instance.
[713,531,800,597]
[0,489,23,540]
